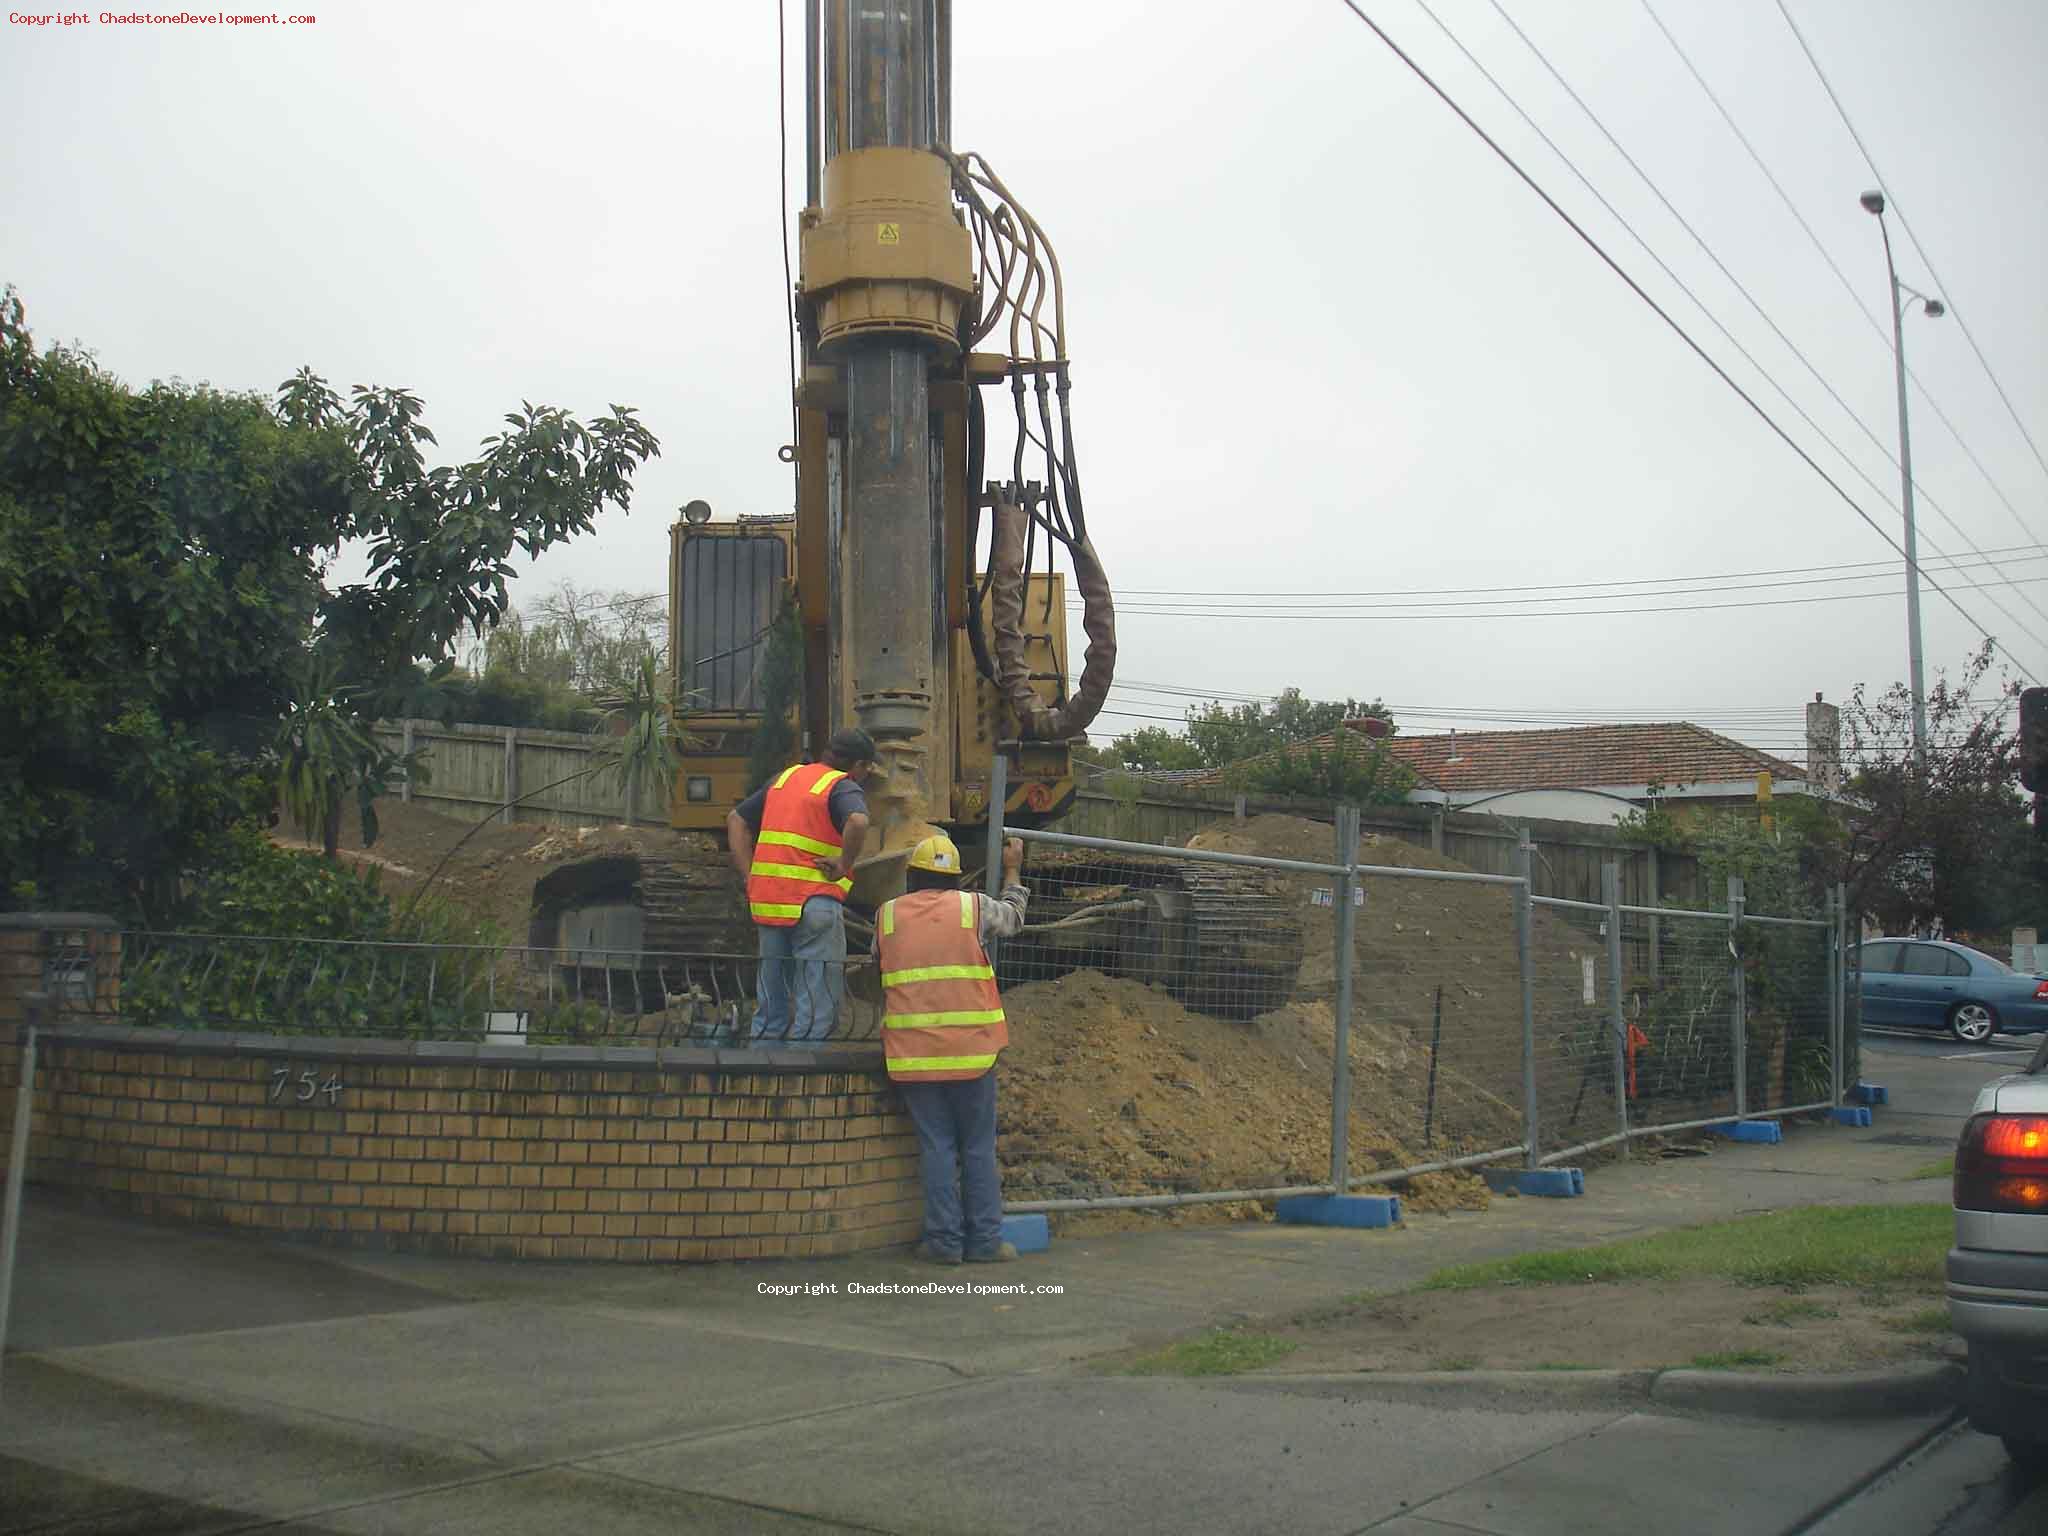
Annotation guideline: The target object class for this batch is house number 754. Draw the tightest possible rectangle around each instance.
[269,1067,344,1105]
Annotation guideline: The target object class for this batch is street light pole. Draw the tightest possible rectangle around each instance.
[1862,190,1944,771]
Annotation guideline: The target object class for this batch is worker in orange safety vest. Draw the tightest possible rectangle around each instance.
[726,727,876,1042]
[873,832,1029,1264]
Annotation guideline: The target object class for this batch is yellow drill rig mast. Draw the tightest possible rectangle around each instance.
[792,0,1115,892]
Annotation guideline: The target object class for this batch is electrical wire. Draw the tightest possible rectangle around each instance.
[1481,0,2048,637]
[776,0,799,506]
[1067,543,2047,601]
[1330,0,2039,684]
[1411,0,2048,655]
[1773,0,2048,490]
[1640,0,2048,555]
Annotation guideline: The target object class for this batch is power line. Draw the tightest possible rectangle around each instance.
[1773,0,2048,490]
[1405,0,2048,656]
[1070,573,2048,621]
[1328,0,2038,683]
[1074,552,2046,613]
[1481,0,2048,636]
[1642,0,2046,553]
[1095,543,2046,601]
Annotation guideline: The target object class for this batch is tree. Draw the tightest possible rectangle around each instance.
[1106,688,1392,773]
[0,288,661,916]
[1834,643,2037,936]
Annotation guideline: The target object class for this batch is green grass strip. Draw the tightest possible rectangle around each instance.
[1419,1204,1949,1294]
[1121,1327,1299,1377]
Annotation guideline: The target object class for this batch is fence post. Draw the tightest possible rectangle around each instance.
[1604,860,1630,1156]
[1843,888,1859,1105]
[0,989,46,1410]
[1646,844,1662,981]
[984,752,1009,961]
[401,719,414,803]
[502,727,518,826]
[1729,874,1747,1120]
[1329,805,1360,1193]
[1516,831,1538,1169]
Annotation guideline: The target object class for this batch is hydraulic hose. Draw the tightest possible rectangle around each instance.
[988,495,1115,739]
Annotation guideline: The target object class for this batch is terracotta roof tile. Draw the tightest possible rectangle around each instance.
[1183,720,1805,794]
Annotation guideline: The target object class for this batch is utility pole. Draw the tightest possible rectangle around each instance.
[1861,189,1944,772]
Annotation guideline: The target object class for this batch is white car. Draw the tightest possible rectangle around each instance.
[1947,1033,2048,1466]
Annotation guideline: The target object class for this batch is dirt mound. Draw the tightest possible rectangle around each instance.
[998,969,1492,1218]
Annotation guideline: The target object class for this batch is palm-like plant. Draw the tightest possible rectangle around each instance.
[598,649,682,824]
[274,658,430,856]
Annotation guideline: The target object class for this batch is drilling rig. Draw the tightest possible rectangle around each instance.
[530,1,1304,1020]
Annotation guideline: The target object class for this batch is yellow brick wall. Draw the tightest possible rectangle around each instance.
[0,932,923,1262]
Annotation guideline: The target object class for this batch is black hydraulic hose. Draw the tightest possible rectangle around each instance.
[965,383,997,683]
[1056,363,1087,543]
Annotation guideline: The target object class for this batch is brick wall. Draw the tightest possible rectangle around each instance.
[1,928,923,1263]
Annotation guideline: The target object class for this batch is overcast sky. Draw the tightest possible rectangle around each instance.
[6,0,2044,762]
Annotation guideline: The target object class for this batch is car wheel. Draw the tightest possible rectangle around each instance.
[1947,1002,1995,1043]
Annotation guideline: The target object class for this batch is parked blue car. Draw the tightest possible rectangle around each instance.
[1855,939,2048,1043]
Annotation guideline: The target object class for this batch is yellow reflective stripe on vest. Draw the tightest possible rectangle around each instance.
[883,1008,1006,1028]
[881,963,995,987]
[749,901,805,920]
[889,1052,1000,1075]
[809,768,844,795]
[748,860,842,884]
[878,900,895,937]
[959,891,975,927]
[772,764,803,789]
[758,827,840,859]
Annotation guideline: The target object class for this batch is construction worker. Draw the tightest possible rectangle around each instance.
[874,832,1029,1264]
[726,727,876,1042]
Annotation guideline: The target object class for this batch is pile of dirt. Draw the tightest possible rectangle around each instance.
[997,968,1492,1219]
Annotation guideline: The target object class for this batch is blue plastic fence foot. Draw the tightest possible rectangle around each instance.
[1850,1083,1888,1106]
[1828,1106,1874,1127]
[1710,1120,1784,1144]
[1273,1194,1402,1229]
[1000,1214,1051,1253]
[1480,1168,1585,1198]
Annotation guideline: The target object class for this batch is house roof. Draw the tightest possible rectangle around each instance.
[1166,719,1807,795]
[1380,721,1806,794]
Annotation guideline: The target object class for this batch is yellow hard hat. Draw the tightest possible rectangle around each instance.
[907,834,963,874]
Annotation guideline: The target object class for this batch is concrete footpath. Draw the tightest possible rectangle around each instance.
[0,1038,2032,1535]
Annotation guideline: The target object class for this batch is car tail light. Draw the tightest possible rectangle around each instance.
[1954,1113,2048,1214]
[2033,980,2048,999]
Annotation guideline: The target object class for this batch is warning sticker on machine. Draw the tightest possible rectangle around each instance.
[877,222,901,244]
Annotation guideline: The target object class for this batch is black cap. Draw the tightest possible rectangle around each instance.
[826,727,878,765]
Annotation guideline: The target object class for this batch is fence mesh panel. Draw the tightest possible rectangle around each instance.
[1529,897,1621,1159]
[1620,907,1741,1133]
[1349,867,1528,1172]
[1740,918,1835,1114]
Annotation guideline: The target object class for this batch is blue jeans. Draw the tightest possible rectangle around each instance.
[751,896,846,1043]
[900,1072,1003,1257]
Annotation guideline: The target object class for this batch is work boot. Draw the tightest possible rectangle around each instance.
[965,1242,1018,1264]
[916,1240,963,1266]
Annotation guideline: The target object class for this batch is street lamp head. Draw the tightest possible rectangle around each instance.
[1860,190,1886,215]
[1923,299,1946,319]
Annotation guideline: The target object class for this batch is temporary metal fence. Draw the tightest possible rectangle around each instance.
[81,932,885,1047]
[981,787,1854,1214]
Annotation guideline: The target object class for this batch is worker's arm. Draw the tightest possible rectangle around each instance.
[831,812,869,884]
[727,787,769,878]
[978,838,1029,942]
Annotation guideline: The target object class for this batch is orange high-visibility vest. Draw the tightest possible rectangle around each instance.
[876,889,1007,1082]
[746,762,854,925]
